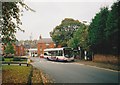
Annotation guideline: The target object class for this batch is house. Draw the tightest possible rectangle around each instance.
[2,42,25,56]
[28,48,37,57]
[13,44,25,56]
[37,35,61,56]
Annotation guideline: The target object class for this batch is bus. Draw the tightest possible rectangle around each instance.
[44,47,74,61]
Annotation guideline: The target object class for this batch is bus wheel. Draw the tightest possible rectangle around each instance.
[47,57,49,60]
[56,58,58,62]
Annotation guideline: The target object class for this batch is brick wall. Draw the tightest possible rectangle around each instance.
[37,42,55,56]
[37,43,46,56]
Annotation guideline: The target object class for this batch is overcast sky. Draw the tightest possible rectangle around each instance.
[16,0,116,40]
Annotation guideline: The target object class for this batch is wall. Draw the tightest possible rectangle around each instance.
[37,43,47,56]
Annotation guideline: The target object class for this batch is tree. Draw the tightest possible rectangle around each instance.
[105,1,120,55]
[68,24,88,50]
[88,7,109,54]
[50,18,82,47]
[0,1,34,44]
[4,43,15,55]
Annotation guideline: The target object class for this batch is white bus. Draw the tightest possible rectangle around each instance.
[44,47,74,61]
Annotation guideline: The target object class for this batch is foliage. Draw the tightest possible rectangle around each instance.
[4,43,15,55]
[88,1,119,55]
[88,7,109,53]
[105,1,120,55]
[51,1,119,56]
[50,18,82,47]
[1,1,34,44]
[68,24,89,50]
[2,65,32,83]
[13,57,27,61]
[2,57,4,61]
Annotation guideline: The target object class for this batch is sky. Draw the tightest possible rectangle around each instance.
[16,0,117,40]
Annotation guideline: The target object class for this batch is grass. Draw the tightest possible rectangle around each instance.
[2,65,31,84]
[75,59,119,71]
[2,65,52,84]
[4,58,13,61]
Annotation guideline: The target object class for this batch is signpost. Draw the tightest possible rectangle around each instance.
[78,47,81,59]
[84,50,87,60]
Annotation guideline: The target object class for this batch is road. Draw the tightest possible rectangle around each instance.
[31,57,119,83]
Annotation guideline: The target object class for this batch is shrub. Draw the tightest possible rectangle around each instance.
[2,57,4,61]
[13,57,21,61]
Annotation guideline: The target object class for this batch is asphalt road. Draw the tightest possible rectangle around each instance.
[31,57,119,83]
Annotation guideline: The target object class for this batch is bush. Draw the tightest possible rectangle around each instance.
[2,57,4,61]
[13,57,27,61]
[20,57,27,61]
[13,57,21,61]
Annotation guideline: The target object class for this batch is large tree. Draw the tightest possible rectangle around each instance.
[68,24,88,50]
[88,7,109,54]
[105,1,120,55]
[50,18,82,47]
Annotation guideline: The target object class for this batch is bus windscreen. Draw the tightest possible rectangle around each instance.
[64,48,73,58]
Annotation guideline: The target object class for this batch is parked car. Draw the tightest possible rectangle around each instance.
[39,54,44,58]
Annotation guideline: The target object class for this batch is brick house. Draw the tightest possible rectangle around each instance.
[13,44,25,56]
[37,35,61,56]
[2,43,25,56]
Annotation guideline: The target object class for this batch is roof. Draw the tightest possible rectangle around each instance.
[38,38,54,44]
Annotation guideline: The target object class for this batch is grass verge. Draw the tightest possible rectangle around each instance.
[2,65,53,84]
[75,59,119,71]
[32,67,54,84]
[2,65,31,84]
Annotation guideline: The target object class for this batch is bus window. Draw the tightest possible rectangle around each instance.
[44,53,47,55]
[64,48,73,58]
[58,50,63,56]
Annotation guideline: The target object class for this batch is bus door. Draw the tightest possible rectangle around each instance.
[51,51,56,60]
